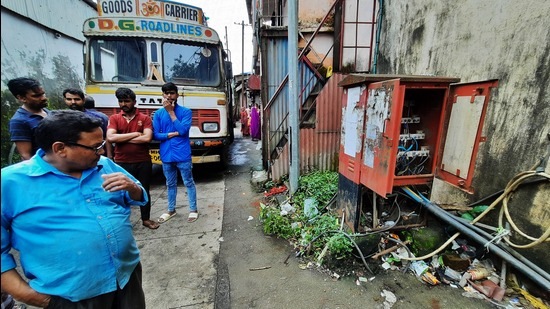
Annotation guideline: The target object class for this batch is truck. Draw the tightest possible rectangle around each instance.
[83,0,234,165]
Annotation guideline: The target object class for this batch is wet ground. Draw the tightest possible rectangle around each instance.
[215,130,497,308]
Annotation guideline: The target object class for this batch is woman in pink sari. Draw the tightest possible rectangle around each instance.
[250,103,261,141]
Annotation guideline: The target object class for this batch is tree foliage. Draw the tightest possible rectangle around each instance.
[1,50,83,167]
[169,54,198,80]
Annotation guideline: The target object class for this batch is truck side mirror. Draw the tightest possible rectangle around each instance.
[224,61,233,79]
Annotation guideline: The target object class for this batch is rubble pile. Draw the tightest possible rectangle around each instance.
[257,170,549,308]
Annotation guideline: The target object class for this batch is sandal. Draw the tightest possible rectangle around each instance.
[188,212,199,223]
[158,212,176,223]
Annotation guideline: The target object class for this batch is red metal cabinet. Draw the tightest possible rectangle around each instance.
[337,74,498,231]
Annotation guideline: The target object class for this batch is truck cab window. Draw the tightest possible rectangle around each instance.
[89,39,147,82]
[163,42,220,87]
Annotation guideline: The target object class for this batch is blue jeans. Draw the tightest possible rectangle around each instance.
[162,161,197,212]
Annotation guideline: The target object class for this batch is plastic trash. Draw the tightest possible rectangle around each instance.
[471,205,489,214]
[444,267,463,281]
[381,289,397,308]
[459,272,471,287]
[430,255,441,269]
[410,260,429,277]
[461,212,475,221]
[304,198,319,218]
[468,267,491,280]
[391,247,414,260]
[421,272,440,285]
[291,222,302,229]
[280,202,295,216]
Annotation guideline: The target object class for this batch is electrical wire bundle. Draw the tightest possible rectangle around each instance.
[396,136,429,175]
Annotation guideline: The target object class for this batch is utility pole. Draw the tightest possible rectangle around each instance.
[240,20,245,109]
[241,20,245,109]
[234,20,250,109]
[288,0,299,194]
[225,26,229,50]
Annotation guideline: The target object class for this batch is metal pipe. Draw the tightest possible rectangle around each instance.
[407,191,550,291]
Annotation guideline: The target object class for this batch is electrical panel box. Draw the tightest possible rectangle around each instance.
[338,75,498,231]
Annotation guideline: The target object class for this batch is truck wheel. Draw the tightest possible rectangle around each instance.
[219,145,230,169]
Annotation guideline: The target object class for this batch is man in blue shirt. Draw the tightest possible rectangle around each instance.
[153,82,199,223]
[7,77,50,160]
[63,88,113,159]
[1,110,148,308]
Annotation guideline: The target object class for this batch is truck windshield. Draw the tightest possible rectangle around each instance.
[89,38,147,82]
[88,38,221,87]
[163,41,221,86]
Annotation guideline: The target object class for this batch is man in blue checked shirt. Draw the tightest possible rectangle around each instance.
[1,110,148,309]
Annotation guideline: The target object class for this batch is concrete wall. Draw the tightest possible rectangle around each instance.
[299,0,335,27]
[377,0,549,271]
[300,32,334,68]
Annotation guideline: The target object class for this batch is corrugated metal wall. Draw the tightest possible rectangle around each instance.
[263,34,320,163]
[265,36,290,149]
[271,73,346,180]
[1,0,97,89]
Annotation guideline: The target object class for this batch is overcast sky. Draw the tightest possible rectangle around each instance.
[173,0,254,75]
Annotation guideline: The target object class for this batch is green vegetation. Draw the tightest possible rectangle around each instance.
[1,51,82,167]
[259,170,353,263]
[292,170,338,208]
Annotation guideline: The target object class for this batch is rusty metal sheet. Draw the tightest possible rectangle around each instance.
[339,74,460,88]
[270,74,346,180]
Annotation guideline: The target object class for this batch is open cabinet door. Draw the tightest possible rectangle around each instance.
[359,79,405,197]
[437,79,499,193]
[339,85,366,183]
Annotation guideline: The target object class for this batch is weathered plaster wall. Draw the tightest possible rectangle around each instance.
[377,0,549,271]
[299,0,335,27]
[300,32,334,67]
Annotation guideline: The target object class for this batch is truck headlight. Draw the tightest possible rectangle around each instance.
[202,122,219,132]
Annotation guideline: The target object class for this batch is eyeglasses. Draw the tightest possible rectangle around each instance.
[66,140,106,155]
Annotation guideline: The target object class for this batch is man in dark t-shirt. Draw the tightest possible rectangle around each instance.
[62,88,113,158]
[8,77,50,160]
[107,87,158,230]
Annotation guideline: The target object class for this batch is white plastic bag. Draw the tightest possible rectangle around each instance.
[304,198,319,218]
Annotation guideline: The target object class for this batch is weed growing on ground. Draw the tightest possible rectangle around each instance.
[259,203,300,239]
[259,170,353,263]
[292,170,338,207]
